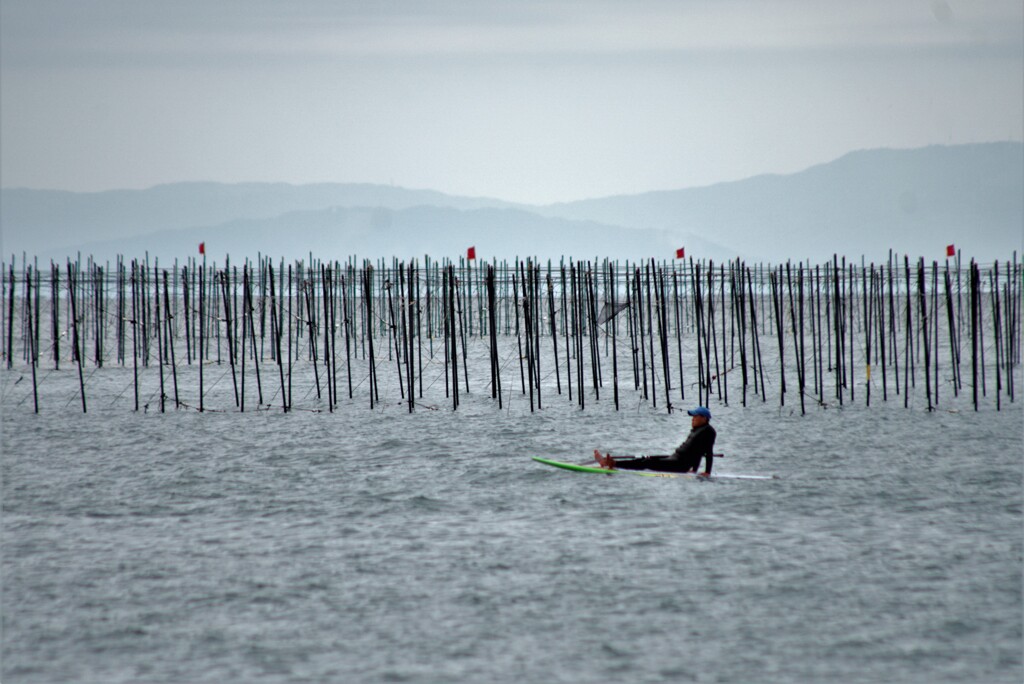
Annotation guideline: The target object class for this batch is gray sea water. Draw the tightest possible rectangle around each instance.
[2,350,1023,683]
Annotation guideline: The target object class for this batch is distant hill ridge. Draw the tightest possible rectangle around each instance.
[539,142,1022,262]
[2,142,1020,263]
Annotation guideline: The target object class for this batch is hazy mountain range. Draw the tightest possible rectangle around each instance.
[2,142,1020,265]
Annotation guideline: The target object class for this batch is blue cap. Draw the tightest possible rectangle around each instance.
[687,406,711,419]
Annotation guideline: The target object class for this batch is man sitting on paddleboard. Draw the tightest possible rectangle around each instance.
[594,407,716,476]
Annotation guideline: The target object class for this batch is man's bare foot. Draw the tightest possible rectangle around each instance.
[593,450,615,469]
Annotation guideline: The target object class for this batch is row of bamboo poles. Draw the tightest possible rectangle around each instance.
[2,252,1020,415]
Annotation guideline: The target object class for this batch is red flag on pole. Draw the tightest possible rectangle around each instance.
[199,242,206,255]
[675,247,685,259]
[467,246,476,260]
[945,244,955,258]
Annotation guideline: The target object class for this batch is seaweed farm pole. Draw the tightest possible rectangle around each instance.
[487,265,503,407]
[182,266,192,364]
[527,262,538,405]
[933,262,941,404]
[321,265,334,411]
[155,264,165,412]
[720,263,729,405]
[732,265,747,406]
[579,262,588,407]
[140,258,150,366]
[443,264,451,400]
[574,263,585,408]
[486,265,496,401]
[162,271,180,409]
[288,264,294,409]
[769,267,786,406]
[674,265,685,402]
[657,265,672,412]
[586,265,600,402]
[426,257,434,359]
[527,261,538,409]
[6,264,13,369]
[990,265,1002,410]
[386,272,403,402]
[197,264,205,411]
[302,278,321,403]
[241,265,250,409]
[747,266,766,402]
[644,262,657,407]
[1,262,6,368]
[365,265,378,408]
[1004,261,1015,402]
[811,261,821,404]
[415,261,423,399]
[131,261,140,411]
[797,264,807,414]
[605,262,618,409]
[848,261,855,405]
[636,266,649,401]
[691,262,705,406]
[533,262,543,408]
[562,263,573,402]
[457,263,470,395]
[976,263,987,399]
[547,271,561,396]
[706,264,720,403]
[493,267,502,408]
[1006,254,1016,398]
[219,271,240,407]
[842,258,851,402]
[322,265,335,411]
[519,261,535,412]
[626,268,638,393]
[448,264,459,409]
[970,260,979,411]
[118,258,126,365]
[875,266,888,402]
[944,264,960,396]
[863,265,873,407]
[834,256,845,406]
[406,262,415,412]
[34,263,41,370]
[903,255,912,406]
[95,264,105,367]
[785,263,803,410]
[49,263,59,370]
[814,264,823,404]
[25,268,38,413]
[823,260,832,377]
[888,254,899,396]
[918,259,933,411]
[269,264,287,411]
[245,265,264,407]
[512,268,525,396]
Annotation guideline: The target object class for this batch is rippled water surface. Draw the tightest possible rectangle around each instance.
[2,360,1022,683]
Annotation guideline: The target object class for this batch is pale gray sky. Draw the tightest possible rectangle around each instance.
[1,0,1021,203]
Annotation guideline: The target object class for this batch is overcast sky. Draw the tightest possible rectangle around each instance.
[1,1,1021,204]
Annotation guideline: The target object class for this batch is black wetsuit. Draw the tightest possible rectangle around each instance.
[614,424,717,475]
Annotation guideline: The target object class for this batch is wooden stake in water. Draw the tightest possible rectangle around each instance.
[155,265,165,413]
[6,264,13,369]
[163,270,180,409]
[131,261,140,411]
[25,267,38,413]
[244,265,264,407]
[918,259,933,411]
[219,271,240,407]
